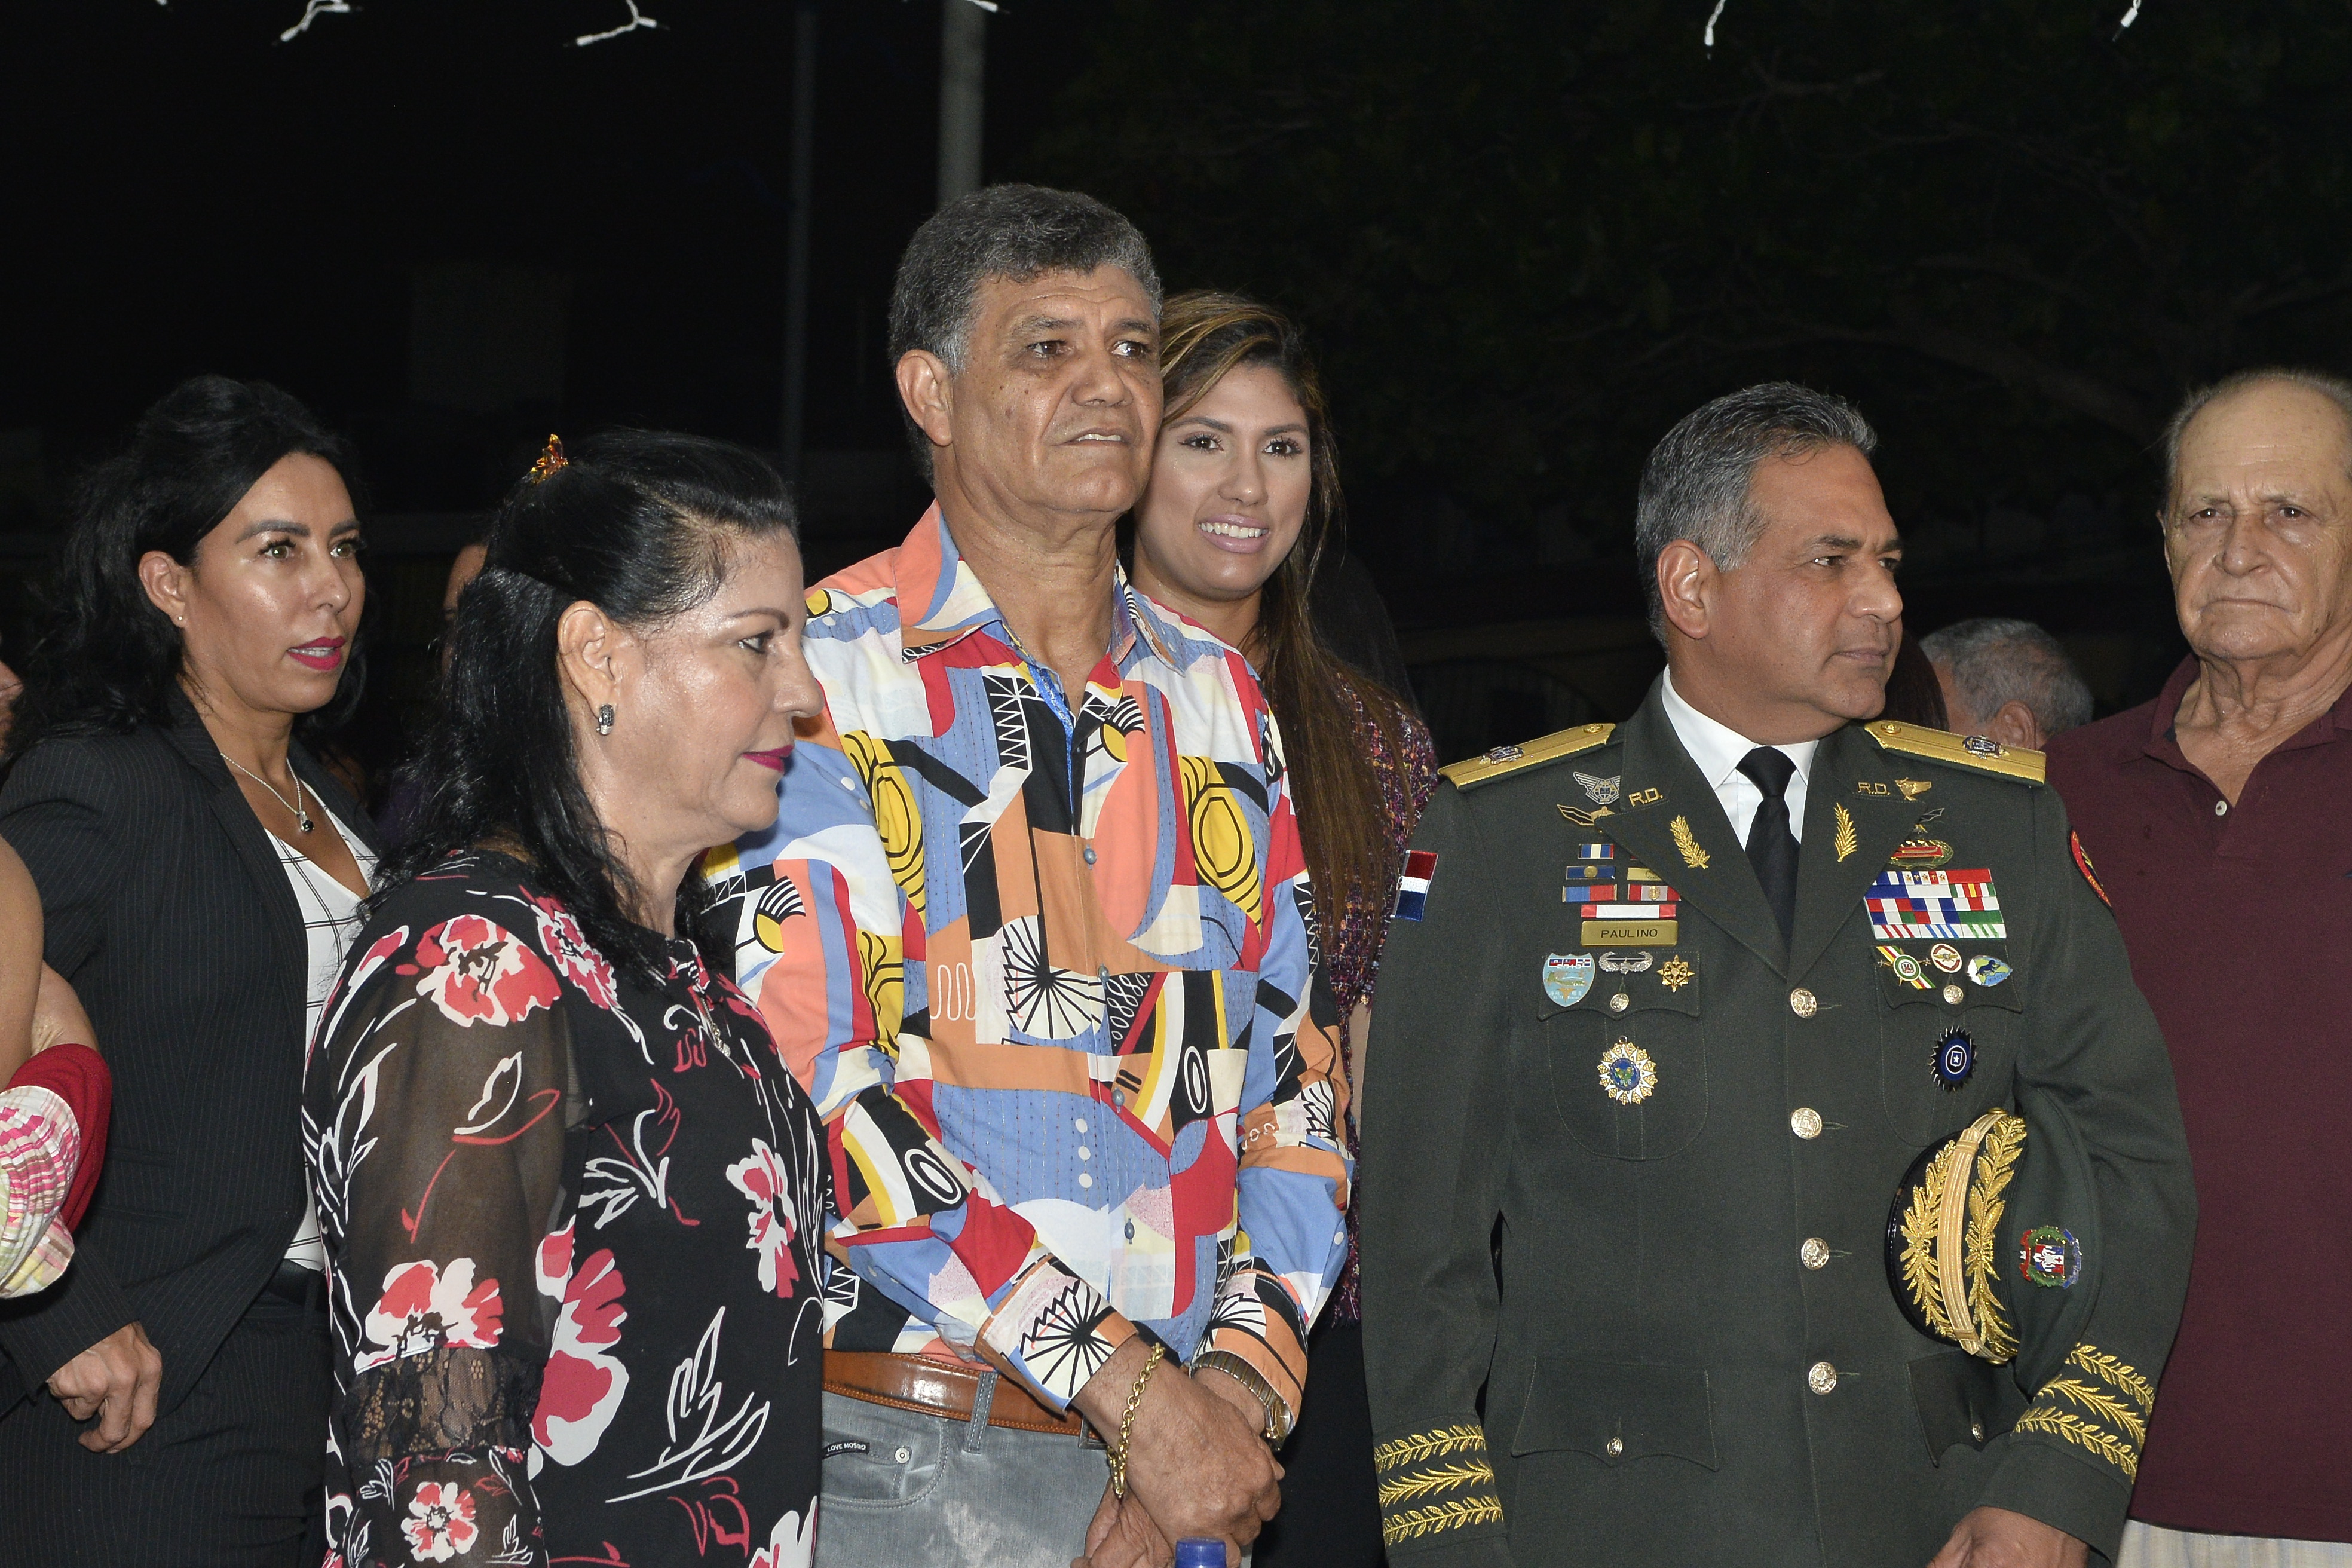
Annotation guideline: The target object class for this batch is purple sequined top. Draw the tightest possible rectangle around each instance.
[1323,676,1438,1324]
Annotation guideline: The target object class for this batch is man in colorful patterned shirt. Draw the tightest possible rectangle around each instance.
[706,185,1350,1567]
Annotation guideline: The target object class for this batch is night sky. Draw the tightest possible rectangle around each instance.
[2,0,1091,503]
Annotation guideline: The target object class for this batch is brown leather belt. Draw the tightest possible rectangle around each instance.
[823,1350,1094,1440]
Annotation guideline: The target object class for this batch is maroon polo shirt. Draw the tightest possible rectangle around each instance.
[2047,658,2352,1544]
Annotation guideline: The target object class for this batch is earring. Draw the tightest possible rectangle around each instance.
[596,703,615,736]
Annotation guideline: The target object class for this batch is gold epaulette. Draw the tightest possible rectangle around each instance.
[1865,720,2045,785]
[1438,722,1616,790]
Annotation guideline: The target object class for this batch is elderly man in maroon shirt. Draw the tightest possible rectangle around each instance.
[2048,368,2352,1568]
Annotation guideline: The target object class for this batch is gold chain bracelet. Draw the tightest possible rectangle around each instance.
[1107,1343,1168,1499]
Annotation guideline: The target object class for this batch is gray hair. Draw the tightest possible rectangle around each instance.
[1635,382,1879,639]
[1918,617,2093,737]
[889,183,1162,477]
[2160,366,2352,510]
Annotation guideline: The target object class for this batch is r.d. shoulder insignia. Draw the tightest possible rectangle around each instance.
[1440,722,1616,791]
[1865,721,2046,785]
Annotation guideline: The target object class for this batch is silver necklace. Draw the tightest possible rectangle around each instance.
[222,752,313,834]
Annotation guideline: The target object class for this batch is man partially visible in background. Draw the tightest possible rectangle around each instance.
[1922,617,2093,750]
[2048,368,2352,1568]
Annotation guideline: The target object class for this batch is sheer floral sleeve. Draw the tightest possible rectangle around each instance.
[308,908,572,1568]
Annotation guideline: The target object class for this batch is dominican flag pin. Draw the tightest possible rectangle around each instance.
[1393,850,1440,921]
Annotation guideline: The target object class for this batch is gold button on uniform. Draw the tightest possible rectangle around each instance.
[1609,992,1630,1013]
[1942,984,1964,1006]
[1800,1237,1830,1270]
[1791,1108,1823,1140]
[1606,1437,1624,1457]
[1788,987,1818,1018]
[1808,1361,1839,1395]
[1970,1420,1986,1442]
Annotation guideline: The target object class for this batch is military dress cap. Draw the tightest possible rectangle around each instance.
[1885,1082,2099,1391]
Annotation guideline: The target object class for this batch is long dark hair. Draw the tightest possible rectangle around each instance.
[5,375,363,765]
[1153,290,1413,915]
[384,430,799,982]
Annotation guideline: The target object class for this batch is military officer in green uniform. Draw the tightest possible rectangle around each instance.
[1359,384,2194,1568]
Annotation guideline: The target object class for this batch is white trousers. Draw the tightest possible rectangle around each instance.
[2120,1523,2352,1568]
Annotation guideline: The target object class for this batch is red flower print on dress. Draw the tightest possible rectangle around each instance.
[412,916,559,1028]
[400,1481,479,1562]
[529,892,621,1013]
[531,1223,630,1469]
[724,1140,802,1298]
[357,1258,505,1372]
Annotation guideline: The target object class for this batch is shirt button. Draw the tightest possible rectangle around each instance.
[1125,1220,1135,1240]
[1941,984,1964,1006]
[1077,1146,1092,1162]
[1808,1361,1838,1395]
[2214,798,2228,816]
[895,1446,911,1464]
[1605,1437,1624,1458]
[1800,1237,1830,1270]
[1114,1089,1126,1107]
[1098,966,1111,982]
[1084,846,1098,865]
[1788,988,1818,1019]
[1608,993,1630,1013]
[1078,1172,1094,1189]
[1791,1108,1823,1140]
[1074,1117,1088,1134]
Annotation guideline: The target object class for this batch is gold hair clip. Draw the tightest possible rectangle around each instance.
[528,434,568,483]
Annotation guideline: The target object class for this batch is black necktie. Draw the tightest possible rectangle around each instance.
[1737,746,1800,940]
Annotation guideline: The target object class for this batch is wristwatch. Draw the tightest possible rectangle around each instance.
[1190,1350,1294,1445]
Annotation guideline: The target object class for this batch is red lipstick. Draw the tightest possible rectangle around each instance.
[744,746,793,773]
[287,636,347,672]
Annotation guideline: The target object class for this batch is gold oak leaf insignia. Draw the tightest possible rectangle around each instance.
[1895,777,1933,800]
[1833,802,1858,862]
[1669,814,1710,870]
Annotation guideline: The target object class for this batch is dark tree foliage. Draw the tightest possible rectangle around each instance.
[1031,1,2352,559]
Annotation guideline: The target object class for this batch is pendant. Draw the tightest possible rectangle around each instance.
[299,816,314,834]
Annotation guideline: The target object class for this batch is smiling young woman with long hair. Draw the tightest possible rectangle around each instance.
[1127,291,1437,1568]
[0,375,379,1564]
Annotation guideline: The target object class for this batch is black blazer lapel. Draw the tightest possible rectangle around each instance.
[1786,722,1920,981]
[1601,693,1790,975]
[159,694,309,1007]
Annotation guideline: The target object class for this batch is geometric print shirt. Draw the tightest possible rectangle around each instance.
[704,506,1350,1421]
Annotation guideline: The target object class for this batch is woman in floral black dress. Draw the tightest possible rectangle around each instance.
[304,433,829,1567]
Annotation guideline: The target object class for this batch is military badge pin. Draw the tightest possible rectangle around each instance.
[2019,1225,2083,1289]
[1929,942,1963,974]
[1657,956,1696,992]
[1597,950,1653,975]
[1966,954,2013,988]
[1933,1027,1976,1089]
[1573,771,1621,807]
[1543,952,1597,1007]
[1598,1039,1658,1105]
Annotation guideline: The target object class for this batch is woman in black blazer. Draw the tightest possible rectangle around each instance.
[0,376,379,1565]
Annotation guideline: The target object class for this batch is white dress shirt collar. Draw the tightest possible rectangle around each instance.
[1659,669,1819,847]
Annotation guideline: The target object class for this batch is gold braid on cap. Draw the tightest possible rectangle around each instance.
[528,434,569,483]
[1898,1109,2023,1363]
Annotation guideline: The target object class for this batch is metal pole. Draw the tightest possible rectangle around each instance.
[937,0,984,208]
[782,1,819,480]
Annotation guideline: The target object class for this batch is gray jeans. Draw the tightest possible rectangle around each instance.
[816,1382,1110,1567]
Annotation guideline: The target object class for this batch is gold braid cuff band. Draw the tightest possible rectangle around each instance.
[1375,1422,1505,1547]
[2016,1342,2155,1481]
[1107,1343,1167,1500]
